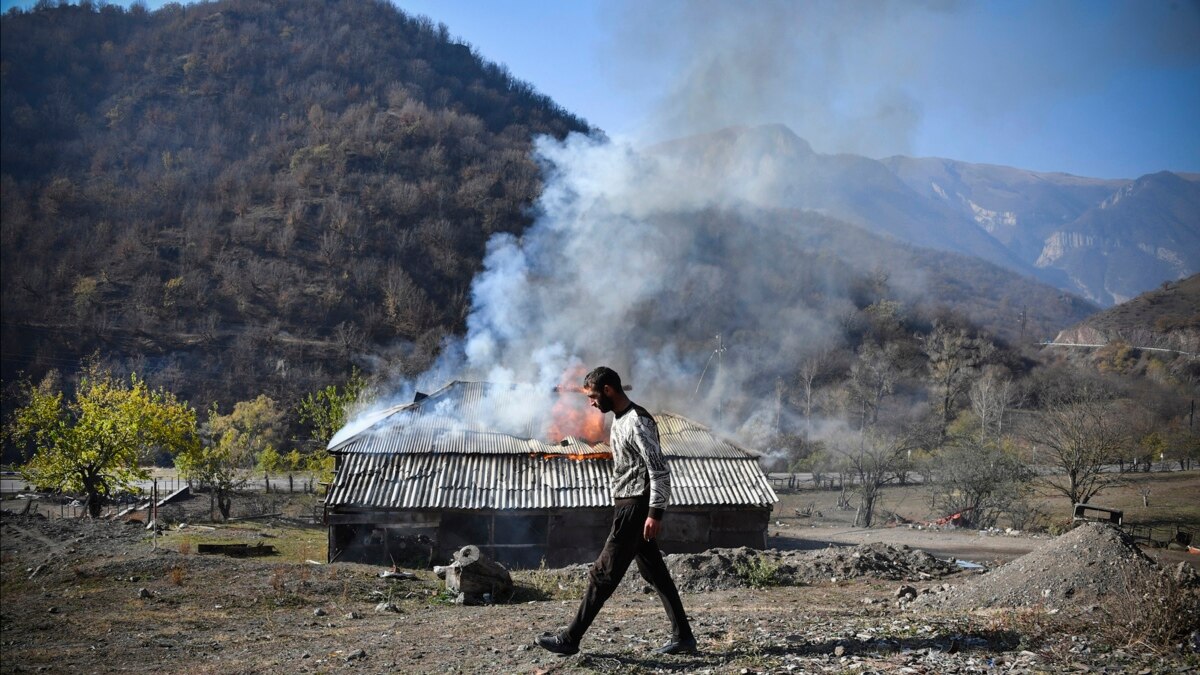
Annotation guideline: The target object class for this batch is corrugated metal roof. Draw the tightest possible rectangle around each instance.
[325,381,778,510]
[326,453,776,509]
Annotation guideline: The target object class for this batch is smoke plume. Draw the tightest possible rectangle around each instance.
[333,125,872,451]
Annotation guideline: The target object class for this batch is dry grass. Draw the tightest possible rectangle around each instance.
[1097,566,1200,654]
[159,522,327,564]
[986,603,1068,651]
[1060,471,1200,529]
[511,559,587,601]
[772,470,1200,533]
[270,565,287,592]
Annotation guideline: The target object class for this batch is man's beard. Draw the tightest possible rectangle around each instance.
[596,391,614,413]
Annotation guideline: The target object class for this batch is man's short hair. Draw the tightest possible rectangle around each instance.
[584,366,622,393]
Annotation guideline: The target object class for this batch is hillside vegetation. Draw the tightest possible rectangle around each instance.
[1058,274,1200,343]
[1,1,1097,429]
[1049,274,1199,382]
[1,0,589,409]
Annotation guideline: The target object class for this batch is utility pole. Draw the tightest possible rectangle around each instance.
[693,334,728,423]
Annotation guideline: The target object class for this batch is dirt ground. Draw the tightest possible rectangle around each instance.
[2,476,1198,674]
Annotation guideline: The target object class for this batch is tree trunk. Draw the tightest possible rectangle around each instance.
[445,545,512,601]
[217,491,232,521]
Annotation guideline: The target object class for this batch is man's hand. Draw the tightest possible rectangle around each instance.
[643,516,661,541]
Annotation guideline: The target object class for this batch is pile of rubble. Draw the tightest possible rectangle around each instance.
[615,543,959,593]
[915,522,1170,613]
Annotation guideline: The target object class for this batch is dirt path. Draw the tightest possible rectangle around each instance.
[4,487,1197,674]
[777,525,1040,564]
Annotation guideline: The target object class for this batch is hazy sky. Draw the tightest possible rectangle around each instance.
[5,0,1198,179]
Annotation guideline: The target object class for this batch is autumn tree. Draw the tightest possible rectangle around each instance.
[174,395,285,521]
[7,366,198,517]
[297,368,369,449]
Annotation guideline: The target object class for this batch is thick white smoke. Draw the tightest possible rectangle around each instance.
[331,126,859,450]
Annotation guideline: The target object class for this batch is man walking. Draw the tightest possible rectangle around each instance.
[536,366,696,656]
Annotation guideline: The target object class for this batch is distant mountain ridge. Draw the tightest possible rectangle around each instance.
[886,159,1200,306]
[654,125,1197,307]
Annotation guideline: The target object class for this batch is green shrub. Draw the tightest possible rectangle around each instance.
[734,556,781,588]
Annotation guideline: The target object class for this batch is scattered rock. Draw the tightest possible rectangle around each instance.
[313,608,327,617]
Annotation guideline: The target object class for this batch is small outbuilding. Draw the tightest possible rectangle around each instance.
[323,381,777,568]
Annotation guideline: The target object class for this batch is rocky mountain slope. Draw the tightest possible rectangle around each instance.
[654,125,1197,307]
[886,158,1200,306]
[1052,273,1199,350]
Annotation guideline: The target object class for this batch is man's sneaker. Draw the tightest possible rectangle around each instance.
[653,636,698,655]
[535,631,579,656]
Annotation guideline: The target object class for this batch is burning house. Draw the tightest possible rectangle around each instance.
[323,381,777,568]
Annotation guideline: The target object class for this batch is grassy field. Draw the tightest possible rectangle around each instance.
[158,522,329,564]
[771,469,1200,536]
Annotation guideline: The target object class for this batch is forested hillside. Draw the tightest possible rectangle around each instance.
[1,0,590,410]
[4,2,1197,526]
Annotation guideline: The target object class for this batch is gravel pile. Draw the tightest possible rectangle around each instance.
[916,522,1161,612]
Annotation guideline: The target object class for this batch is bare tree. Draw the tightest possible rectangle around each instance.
[796,348,832,435]
[969,366,1017,441]
[333,321,365,361]
[847,342,902,431]
[925,436,1032,529]
[318,230,343,267]
[923,322,995,437]
[830,427,920,527]
[1022,378,1128,506]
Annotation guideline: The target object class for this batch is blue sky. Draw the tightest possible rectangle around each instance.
[4,0,1198,179]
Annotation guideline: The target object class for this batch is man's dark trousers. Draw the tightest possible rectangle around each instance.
[564,496,692,644]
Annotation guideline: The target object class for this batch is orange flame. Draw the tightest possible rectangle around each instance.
[532,449,613,462]
[545,365,608,445]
